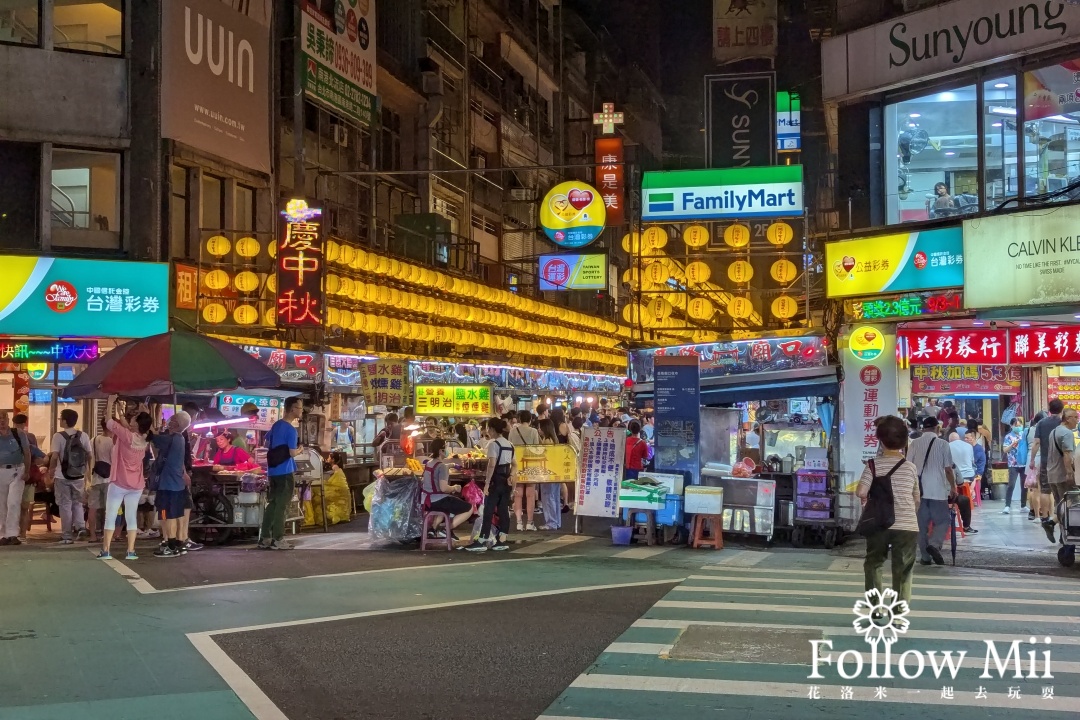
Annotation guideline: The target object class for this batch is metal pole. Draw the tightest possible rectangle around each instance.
[318,160,628,178]
[803,206,811,323]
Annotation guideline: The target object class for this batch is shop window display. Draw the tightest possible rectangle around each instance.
[885,86,978,225]
[983,76,1019,210]
[1023,57,1080,199]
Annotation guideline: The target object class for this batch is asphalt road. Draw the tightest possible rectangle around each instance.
[215,583,677,720]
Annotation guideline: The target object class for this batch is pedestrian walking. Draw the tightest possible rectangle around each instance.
[858,416,920,604]
[98,397,152,560]
[537,418,562,530]
[1044,407,1078,543]
[13,414,44,542]
[911,417,956,566]
[1028,400,1064,539]
[1002,417,1027,514]
[259,397,304,550]
[88,418,114,543]
[0,411,32,546]
[465,418,515,552]
[49,409,92,544]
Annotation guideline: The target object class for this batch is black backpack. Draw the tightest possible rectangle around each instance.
[856,458,898,537]
[60,430,88,480]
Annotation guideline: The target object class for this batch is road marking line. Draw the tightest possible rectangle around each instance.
[538,716,627,720]
[206,578,685,635]
[187,632,289,720]
[633,618,1080,645]
[614,547,678,560]
[602,641,1080,674]
[568,674,1080,712]
[652,600,1080,624]
[671,584,1078,607]
[695,565,1079,587]
[91,550,158,594]
[828,557,861,572]
[706,551,770,567]
[684,574,1080,595]
[515,535,595,555]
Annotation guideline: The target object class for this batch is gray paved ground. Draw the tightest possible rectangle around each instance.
[215,584,677,720]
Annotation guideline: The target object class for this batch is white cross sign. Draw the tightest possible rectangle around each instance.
[593,102,624,135]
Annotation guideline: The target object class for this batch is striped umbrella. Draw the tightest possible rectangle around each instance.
[64,331,280,398]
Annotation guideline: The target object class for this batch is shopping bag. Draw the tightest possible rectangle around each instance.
[1024,467,1038,489]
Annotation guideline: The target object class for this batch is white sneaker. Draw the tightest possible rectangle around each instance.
[1001,507,1011,514]
[516,522,524,532]
[525,523,538,531]
[147,529,161,539]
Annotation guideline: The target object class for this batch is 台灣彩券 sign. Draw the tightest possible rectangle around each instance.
[0,256,167,338]
[414,384,491,416]
[825,226,964,299]
[538,254,607,291]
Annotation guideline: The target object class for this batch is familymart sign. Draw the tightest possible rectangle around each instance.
[642,166,804,222]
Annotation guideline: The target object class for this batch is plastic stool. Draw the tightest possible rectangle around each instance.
[971,478,982,508]
[691,514,724,550]
[420,511,454,551]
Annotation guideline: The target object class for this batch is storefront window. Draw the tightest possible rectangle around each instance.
[53,0,122,55]
[884,86,978,225]
[236,184,255,234]
[170,164,189,258]
[983,76,1018,210]
[201,174,224,231]
[1022,57,1080,198]
[0,140,40,249]
[0,1,39,46]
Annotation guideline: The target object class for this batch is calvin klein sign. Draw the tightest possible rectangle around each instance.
[162,0,271,173]
[705,73,776,169]
[824,0,1080,100]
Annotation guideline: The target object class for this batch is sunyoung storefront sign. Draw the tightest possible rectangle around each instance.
[964,205,1080,308]
[826,226,964,299]
[642,166,803,222]
[823,0,1080,100]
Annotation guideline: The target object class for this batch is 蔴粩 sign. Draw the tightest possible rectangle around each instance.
[0,256,168,338]
[825,226,964,299]
[642,166,803,222]
[538,254,607,291]
[539,181,607,249]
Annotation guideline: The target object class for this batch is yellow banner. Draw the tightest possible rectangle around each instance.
[515,444,579,484]
[414,384,492,416]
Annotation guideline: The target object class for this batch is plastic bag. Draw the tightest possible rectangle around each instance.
[305,469,353,527]
[1024,467,1038,489]
[461,480,484,509]
[368,476,423,543]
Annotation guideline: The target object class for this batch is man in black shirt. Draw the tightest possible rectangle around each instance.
[1028,399,1064,535]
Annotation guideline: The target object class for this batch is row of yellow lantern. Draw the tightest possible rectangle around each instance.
[201,303,275,326]
[325,273,622,350]
[205,235,272,260]
[324,240,630,339]
[627,256,799,290]
[325,305,625,367]
[621,223,795,254]
[203,269,275,295]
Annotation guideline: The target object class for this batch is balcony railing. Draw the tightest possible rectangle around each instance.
[424,11,465,67]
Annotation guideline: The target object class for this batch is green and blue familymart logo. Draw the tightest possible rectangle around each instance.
[642,166,804,222]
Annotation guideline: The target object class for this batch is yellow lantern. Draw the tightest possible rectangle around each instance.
[647,296,672,322]
[264,307,276,325]
[644,261,669,285]
[388,288,401,305]
[234,271,260,293]
[669,292,687,311]
[727,296,753,320]
[723,224,750,249]
[728,260,754,284]
[328,307,341,327]
[687,297,715,321]
[364,314,379,332]
[353,313,369,332]
[684,261,711,287]
[354,248,368,269]
[772,295,799,319]
[206,235,231,257]
[621,232,642,255]
[235,236,261,258]
[266,274,276,294]
[340,276,354,298]
[351,281,365,301]
[683,224,710,249]
[232,304,258,325]
[363,252,379,273]
[767,222,795,246]
[375,286,391,305]
[204,269,230,291]
[388,259,401,278]
[374,256,390,275]
[643,227,668,250]
[339,310,355,330]
[202,303,227,323]
[326,274,341,295]
[363,284,378,303]
[340,244,356,266]
[326,241,340,264]
[770,258,798,284]
[267,241,276,260]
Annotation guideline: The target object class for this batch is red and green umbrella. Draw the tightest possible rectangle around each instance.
[64,331,280,398]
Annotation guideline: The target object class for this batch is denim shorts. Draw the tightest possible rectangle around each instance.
[155,489,188,520]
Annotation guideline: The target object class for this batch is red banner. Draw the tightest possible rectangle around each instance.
[1009,328,1080,365]
[594,137,625,226]
[897,329,1008,365]
[276,201,324,328]
[911,365,1021,394]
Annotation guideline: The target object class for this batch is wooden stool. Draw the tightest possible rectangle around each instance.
[420,511,454,551]
[626,509,658,546]
[691,514,724,550]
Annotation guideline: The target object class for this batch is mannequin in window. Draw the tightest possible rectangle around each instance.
[927,182,956,216]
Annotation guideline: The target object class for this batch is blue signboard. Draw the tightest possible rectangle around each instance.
[653,356,700,487]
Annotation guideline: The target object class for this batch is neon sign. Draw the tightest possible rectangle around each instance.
[276,199,324,328]
[0,340,99,362]
[848,291,963,321]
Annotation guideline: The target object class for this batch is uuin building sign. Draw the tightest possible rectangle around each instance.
[276,200,324,328]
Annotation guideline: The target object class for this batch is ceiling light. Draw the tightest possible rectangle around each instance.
[1074,314,1080,319]
[992,122,1003,127]
[973,321,985,326]
[994,82,1009,89]
[909,113,921,118]
[945,151,956,156]
[1019,322,1031,327]
[988,106,1018,116]
[941,326,952,330]
[908,122,916,127]
[939,92,956,101]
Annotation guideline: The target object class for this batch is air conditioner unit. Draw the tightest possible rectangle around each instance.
[469,37,484,57]
[333,124,348,147]
[422,70,444,97]
[472,152,487,169]
[509,188,535,201]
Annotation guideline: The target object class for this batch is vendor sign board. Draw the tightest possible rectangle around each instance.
[620,472,682,511]
[0,340,98,363]
[911,365,1021,395]
[240,346,322,383]
[325,353,373,388]
[0,256,167,338]
[516,444,578,485]
[826,226,964,299]
[642,166,803,222]
[363,361,406,407]
[846,291,964,321]
[218,393,281,432]
[576,427,624,518]
[653,356,700,486]
[631,335,826,383]
[964,205,1080,309]
[414,384,491,416]
[1049,376,1080,404]
[840,325,898,490]
[538,253,607,291]
[539,181,607,249]
[299,1,377,127]
[895,329,1008,366]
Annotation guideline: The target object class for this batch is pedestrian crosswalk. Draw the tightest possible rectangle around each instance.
[541,562,1080,720]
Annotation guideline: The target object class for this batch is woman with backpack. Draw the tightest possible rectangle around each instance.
[857,416,921,605]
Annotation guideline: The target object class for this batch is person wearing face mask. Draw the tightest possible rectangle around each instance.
[419,439,473,539]
[1002,416,1028,515]
[464,418,516,552]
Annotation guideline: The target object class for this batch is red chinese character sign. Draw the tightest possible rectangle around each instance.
[841,326,898,492]
[594,136,625,226]
[896,329,1008,365]
[1009,328,1080,365]
[712,0,777,63]
[276,199,324,328]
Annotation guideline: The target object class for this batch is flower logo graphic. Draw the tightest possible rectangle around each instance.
[852,588,910,645]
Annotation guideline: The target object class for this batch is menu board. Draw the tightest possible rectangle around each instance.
[653,356,700,486]
[414,384,492,416]
[575,427,625,518]
[515,444,579,484]
[361,361,406,407]
[218,393,281,432]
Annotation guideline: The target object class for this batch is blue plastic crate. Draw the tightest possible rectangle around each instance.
[623,494,684,527]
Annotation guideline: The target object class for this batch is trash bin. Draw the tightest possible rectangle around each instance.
[990,483,1006,501]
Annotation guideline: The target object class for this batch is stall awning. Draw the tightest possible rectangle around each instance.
[633,366,840,408]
